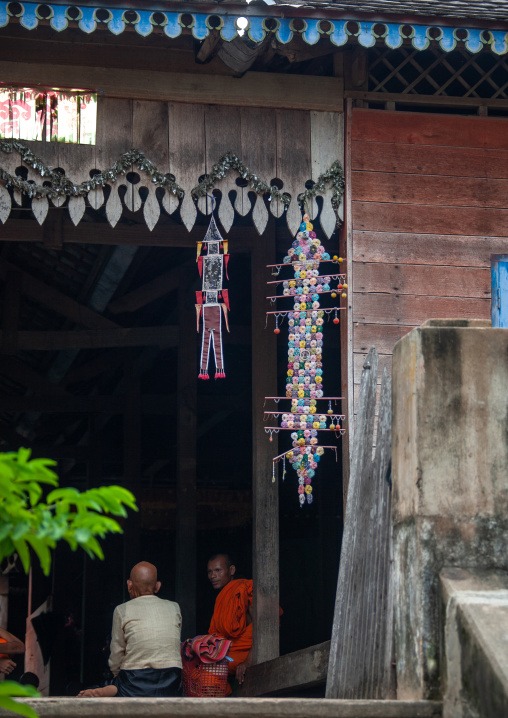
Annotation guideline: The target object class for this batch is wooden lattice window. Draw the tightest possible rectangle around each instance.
[368,47,508,99]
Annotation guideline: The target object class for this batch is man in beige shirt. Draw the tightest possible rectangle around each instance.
[78,562,182,697]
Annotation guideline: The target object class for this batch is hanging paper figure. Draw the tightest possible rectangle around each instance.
[196,212,230,380]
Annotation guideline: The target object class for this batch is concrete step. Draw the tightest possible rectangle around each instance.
[8,698,442,718]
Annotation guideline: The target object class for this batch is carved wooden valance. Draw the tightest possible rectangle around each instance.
[0,102,345,238]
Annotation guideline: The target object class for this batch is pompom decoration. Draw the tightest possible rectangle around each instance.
[265,205,346,507]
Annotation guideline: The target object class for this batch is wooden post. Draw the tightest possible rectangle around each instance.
[175,267,197,638]
[123,373,141,586]
[327,350,394,699]
[0,576,8,630]
[341,98,354,508]
[1,270,22,355]
[251,221,279,664]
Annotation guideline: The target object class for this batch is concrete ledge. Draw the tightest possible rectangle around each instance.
[441,568,508,718]
[1,698,442,718]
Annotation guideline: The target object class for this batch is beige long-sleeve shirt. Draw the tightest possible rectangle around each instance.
[109,595,182,676]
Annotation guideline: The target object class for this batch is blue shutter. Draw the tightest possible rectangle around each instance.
[491,255,508,328]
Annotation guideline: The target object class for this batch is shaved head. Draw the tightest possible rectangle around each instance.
[127,561,161,598]
[208,553,233,568]
[207,554,236,591]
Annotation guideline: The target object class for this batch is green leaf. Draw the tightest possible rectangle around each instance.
[26,483,42,507]
[0,683,40,697]
[0,681,40,718]
[0,696,40,718]
[10,521,32,541]
[0,523,14,542]
[74,528,91,544]
[46,487,81,504]
[12,538,30,573]
[25,535,52,576]
[82,535,104,560]
[16,448,32,465]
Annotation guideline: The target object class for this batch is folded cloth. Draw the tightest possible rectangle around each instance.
[181,634,231,664]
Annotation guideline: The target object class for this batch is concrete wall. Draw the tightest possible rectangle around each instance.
[391,320,508,700]
[441,568,508,718]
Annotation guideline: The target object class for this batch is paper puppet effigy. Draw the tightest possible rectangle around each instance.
[264,212,348,506]
[196,214,230,380]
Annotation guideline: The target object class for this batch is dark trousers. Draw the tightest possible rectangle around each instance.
[113,667,183,697]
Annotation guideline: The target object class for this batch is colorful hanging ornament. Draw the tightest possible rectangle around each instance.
[196,209,230,380]
[263,211,347,506]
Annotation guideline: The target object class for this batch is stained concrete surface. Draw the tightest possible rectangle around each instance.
[392,321,508,700]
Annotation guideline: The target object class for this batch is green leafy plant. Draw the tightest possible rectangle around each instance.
[0,448,137,575]
[0,447,138,715]
[0,683,40,718]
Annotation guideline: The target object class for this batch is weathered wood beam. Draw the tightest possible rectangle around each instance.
[0,260,117,330]
[239,641,330,697]
[30,444,93,460]
[343,97,353,502]
[123,374,142,563]
[1,270,22,354]
[0,326,178,351]
[346,90,508,109]
[251,221,279,665]
[0,325,250,351]
[175,266,197,637]
[108,266,183,315]
[0,393,182,414]
[0,220,255,250]
[0,356,69,395]
[0,61,343,111]
[196,29,222,63]
[63,351,132,386]
[0,326,250,351]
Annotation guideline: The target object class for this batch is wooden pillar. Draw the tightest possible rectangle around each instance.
[175,267,197,638]
[1,270,22,354]
[251,222,279,664]
[341,98,354,509]
[0,576,8,630]
[123,374,141,581]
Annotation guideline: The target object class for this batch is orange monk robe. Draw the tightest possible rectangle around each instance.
[208,578,252,676]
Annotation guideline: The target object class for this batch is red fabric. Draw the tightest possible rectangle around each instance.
[208,579,253,676]
[182,634,231,664]
[224,254,230,279]
[196,291,203,305]
[221,289,230,311]
[197,256,203,278]
[200,305,224,375]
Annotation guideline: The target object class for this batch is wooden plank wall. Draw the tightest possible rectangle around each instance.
[349,108,508,411]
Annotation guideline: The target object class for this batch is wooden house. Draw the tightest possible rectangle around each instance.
[0,0,507,696]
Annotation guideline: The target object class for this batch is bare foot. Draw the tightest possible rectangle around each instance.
[77,685,118,697]
[0,658,16,675]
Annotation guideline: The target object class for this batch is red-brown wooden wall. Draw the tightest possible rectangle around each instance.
[348,108,508,411]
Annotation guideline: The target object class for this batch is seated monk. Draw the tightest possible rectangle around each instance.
[207,553,253,686]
